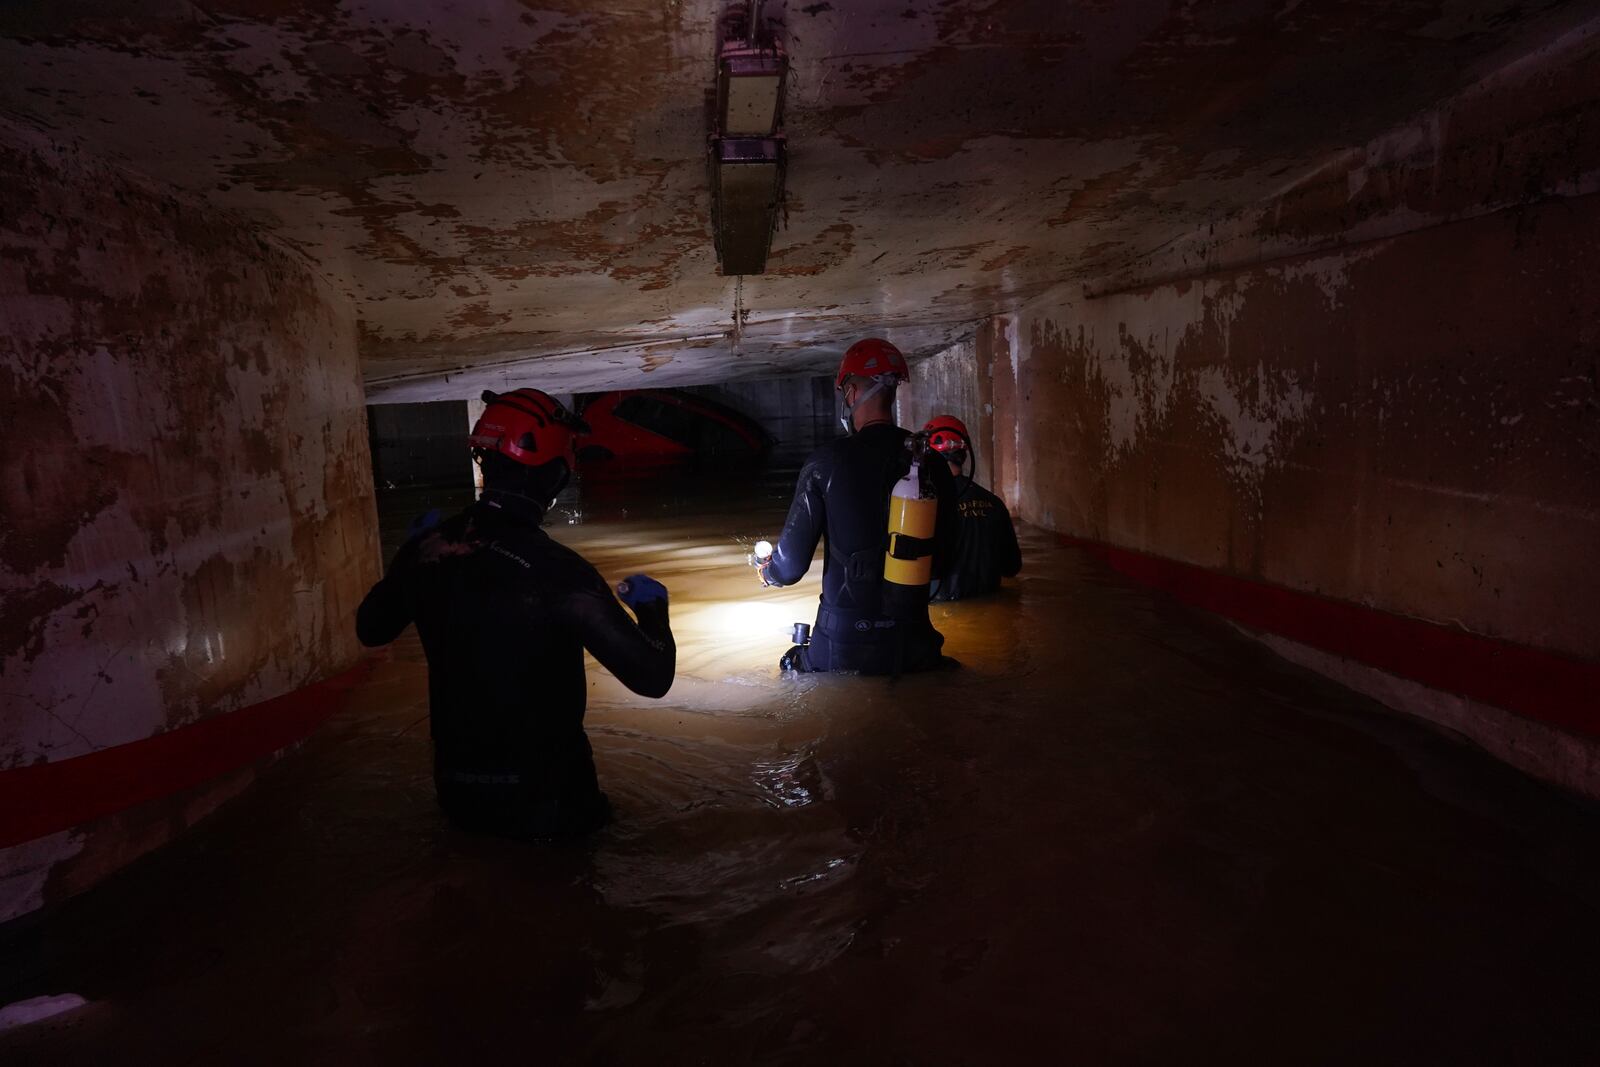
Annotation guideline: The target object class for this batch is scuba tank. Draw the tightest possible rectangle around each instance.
[883,433,938,587]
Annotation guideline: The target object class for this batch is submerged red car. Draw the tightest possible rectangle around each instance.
[574,389,771,462]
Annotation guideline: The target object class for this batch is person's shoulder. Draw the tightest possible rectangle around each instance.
[528,529,608,587]
[850,422,908,456]
[808,433,851,461]
[799,435,851,476]
[420,503,485,539]
[875,423,911,444]
[399,506,475,565]
[970,481,1009,509]
[435,506,479,537]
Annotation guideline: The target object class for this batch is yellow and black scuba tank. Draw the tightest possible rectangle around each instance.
[884,433,938,587]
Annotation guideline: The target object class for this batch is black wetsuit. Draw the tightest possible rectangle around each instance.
[356,490,674,837]
[930,476,1022,601]
[765,422,958,673]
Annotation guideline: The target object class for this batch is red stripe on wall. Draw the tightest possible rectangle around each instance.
[1061,534,1600,738]
[0,660,375,849]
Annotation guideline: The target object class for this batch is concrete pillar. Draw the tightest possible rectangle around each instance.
[0,119,380,920]
[466,393,486,496]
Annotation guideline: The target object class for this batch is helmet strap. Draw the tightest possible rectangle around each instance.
[838,375,895,434]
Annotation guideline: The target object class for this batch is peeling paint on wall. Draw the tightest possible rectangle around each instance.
[914,32,1600,664]
[0,117,380,916]
[1191,363,1314,494]
[1,2,1593,397]
[1000,182,1600,662]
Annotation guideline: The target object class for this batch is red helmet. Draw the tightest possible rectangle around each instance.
[923,414,971,456]
[835,338,909,390]
[469,388,589,467]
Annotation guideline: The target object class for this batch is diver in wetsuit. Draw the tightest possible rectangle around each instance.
[356,388,675,838]
[758,339,958,674]
[923,414,1022,601]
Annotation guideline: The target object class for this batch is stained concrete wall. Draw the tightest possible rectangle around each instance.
[0,120,380,921]
[990,188,1599,660]
[915,27,1600,786]
[898,340,995,491]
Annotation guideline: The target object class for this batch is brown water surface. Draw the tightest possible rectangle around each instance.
[4,467,1600,1063]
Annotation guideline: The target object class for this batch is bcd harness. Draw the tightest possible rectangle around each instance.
[822,432,939,626]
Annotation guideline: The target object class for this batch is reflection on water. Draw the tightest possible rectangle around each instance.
[753,746,831,809]
[10,462,1600,1064]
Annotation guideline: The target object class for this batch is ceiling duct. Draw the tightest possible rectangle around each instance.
[717,41,788,136]
[709,2,787,276]
[712,137,784,276]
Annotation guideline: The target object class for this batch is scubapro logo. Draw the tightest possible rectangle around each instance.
[855,620,872,632]
[490,543,533,569]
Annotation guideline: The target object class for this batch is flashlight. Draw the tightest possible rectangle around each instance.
[751,539,776,587]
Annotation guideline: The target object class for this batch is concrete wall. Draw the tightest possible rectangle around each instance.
[0,120,380,921]
[898,340,995,491]
[994,191,1599,657]
[685,375,838,463]
[368,400,473,490]
[914,27,1600,791]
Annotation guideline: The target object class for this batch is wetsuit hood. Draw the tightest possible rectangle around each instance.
[479,487,549,526]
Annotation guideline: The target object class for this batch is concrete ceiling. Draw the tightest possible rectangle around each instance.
[0,0,1585,401]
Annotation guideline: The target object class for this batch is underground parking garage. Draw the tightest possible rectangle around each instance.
[2,0,1599,1060]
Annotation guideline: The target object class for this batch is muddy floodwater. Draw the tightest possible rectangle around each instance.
[5,466,1600,1064]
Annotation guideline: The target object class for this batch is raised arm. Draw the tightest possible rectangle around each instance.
[355,539,418,647]
[562,569,676,698]
[765,458,826,587]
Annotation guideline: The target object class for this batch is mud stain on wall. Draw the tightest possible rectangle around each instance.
[3,1,1587,396]
[0,115,381,916]
[991,212,1596,662]
[916,30,1600,664]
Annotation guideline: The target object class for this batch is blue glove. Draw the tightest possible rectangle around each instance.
[406,508,442,540]
[616,574,668,609]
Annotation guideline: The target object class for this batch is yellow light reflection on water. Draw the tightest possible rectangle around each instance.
[563,506,821,690]
[671,586,818,679]
[696,599,796,639]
